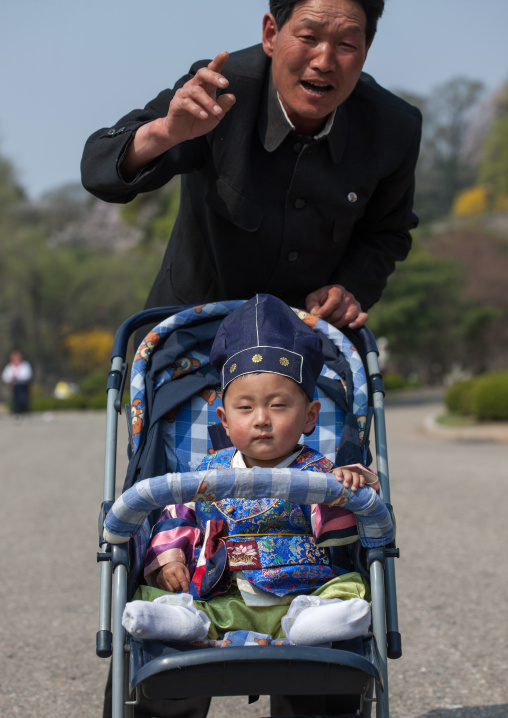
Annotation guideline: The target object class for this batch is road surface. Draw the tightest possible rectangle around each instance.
[0,398,506,717]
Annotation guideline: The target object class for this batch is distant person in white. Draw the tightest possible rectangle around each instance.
[2,350,33,416]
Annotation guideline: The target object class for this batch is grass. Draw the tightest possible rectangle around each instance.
[435,412,478,427]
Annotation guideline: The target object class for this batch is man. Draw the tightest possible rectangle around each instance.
[84,1,420,715]
[81,0,421,334]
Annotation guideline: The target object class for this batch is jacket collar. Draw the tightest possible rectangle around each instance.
[257,65,348,164]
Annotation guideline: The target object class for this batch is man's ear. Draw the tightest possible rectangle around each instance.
[304,400,321,434]
[216,406,230,436]
[262,13,278,57]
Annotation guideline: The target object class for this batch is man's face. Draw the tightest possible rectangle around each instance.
[262,0,372,135]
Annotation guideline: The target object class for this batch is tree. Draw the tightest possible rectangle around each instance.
[478,82,508,210]
[368,234,500,383]
[401,78,485,223]
[0,153,24,212]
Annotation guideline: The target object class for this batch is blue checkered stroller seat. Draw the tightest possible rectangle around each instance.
[98,301,400,718]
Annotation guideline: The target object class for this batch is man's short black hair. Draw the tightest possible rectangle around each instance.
[268,0,385,43]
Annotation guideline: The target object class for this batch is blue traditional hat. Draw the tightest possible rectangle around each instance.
[210,294,324,400]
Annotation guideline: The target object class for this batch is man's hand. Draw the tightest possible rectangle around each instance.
[155,561,191,593]
[305,284,368,330]
[331,467,365,492]
[122,51,235,179]
[163,51,236,146]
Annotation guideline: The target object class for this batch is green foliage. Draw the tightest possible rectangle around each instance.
[120,179,181,247]
[0,154,25,211]
[30,368,109,412]
[445,372,508,421]
[382,372,406,390]
[478,82,508,209]
[368,235,500,383]
[471,372,508,421]
[31,392,107,412]
[445,379,476,415]
[382,372,418,391]
[0,220,161,385]
[79,369,109,397]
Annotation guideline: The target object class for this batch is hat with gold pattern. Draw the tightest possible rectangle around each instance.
[210,294,323,400]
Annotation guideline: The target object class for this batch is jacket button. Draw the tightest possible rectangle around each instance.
[226,505,235,514]
[288,251,299,262]
[294,198,306,209]
[293,142,303,153]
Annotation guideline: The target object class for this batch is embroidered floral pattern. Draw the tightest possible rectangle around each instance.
[227,539,262,570]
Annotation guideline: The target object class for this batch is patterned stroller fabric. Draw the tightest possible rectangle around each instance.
[128,301,370,475]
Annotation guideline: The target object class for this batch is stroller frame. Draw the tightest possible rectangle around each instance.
[97,306,401,718]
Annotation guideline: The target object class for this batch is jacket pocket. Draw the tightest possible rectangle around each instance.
[206,177,263,232]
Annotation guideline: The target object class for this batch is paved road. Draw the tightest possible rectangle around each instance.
[0,400,506,718]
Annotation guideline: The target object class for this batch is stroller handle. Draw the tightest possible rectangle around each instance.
[102,467,393,548]
[111,305,194,359]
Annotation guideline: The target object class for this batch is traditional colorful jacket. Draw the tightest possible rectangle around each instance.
[144,445,358,600]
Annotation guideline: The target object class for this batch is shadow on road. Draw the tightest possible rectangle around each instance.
[418,706,508,718]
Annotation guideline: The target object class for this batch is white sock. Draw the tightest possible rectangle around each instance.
[122,594,210,642]
[282,596,371,646]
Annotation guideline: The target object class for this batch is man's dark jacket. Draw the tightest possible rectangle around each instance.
[81,44,422,311]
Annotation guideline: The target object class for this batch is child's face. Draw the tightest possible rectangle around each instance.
[216,373,320,468]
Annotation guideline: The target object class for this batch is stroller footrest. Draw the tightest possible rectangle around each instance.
[129,638,381,701]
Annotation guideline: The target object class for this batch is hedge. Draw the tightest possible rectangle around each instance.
[471,372,508,421]
[31,392,108,412]
[445,371,508,421]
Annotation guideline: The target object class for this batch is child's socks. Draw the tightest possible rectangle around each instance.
[281,596,371,646]
[122,594,210,642]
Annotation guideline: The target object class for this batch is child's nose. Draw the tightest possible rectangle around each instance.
[254,407,271,426]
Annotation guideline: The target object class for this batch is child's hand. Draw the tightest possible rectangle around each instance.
[156,561,191,593]
[332,467,365,492]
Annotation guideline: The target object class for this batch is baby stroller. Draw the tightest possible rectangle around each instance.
[97,301,401,718]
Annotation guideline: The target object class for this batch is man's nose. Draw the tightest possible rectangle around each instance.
[310,43,337,73]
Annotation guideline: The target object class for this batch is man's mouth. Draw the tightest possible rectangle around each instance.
[300,80,333,96]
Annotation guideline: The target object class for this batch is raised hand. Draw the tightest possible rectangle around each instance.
[121,51,236,179]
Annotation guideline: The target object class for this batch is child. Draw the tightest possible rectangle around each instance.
[122,294,376,647]
[2,349,33,416]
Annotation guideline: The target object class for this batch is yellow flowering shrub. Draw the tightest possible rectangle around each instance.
[64,328,114,372]
[452,186,489,217]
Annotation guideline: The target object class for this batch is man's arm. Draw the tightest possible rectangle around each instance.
[81,52,235,203]
[121,52,235,180]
